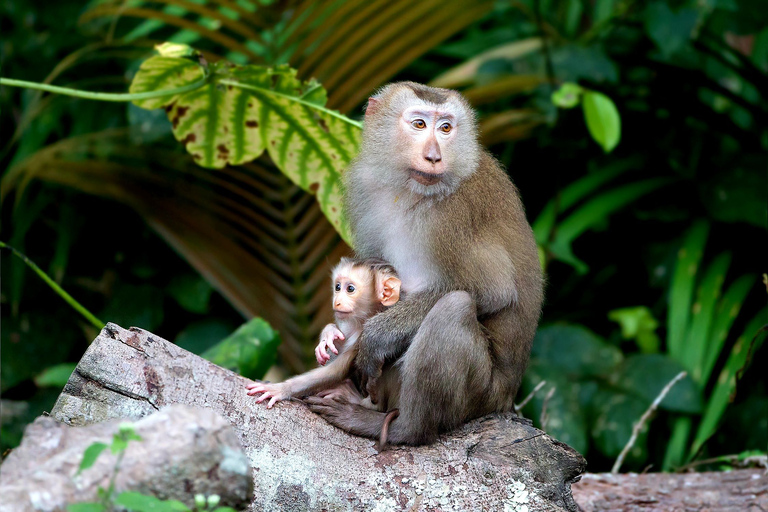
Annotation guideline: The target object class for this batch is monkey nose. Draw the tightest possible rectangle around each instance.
[424,139,441,164]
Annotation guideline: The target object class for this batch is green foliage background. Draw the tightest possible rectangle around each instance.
[2,0,766,473]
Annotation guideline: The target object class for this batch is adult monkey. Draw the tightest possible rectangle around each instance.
[306,82,543,445]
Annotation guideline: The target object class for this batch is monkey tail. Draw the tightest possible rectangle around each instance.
[378,409,400,451]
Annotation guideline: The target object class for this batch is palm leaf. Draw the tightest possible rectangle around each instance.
[430,38,544,89]
[3,131,347,372]
[81,4,262,60]
[285,0,496,112]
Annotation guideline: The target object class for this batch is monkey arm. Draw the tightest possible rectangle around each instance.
[355,291,442,389]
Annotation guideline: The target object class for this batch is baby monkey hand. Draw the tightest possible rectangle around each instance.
[315,323,345,365]
[246,382,290,409]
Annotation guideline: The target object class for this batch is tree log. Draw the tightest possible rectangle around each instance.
[572,469,768,511]
[0,405,253,512]
[49,323,586,511]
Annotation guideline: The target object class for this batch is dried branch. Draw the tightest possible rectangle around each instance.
[611,371,687,474]
[516,380,547,414]
[540,386,557,429]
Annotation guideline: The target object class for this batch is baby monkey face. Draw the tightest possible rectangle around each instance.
[332,266,375,318]
[330,259,401,320]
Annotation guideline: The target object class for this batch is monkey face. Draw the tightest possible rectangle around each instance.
[399,105,455,185]
[361,82,480,198]
[332,266,376,319]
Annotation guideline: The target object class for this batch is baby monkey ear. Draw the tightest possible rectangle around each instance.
[378,276,401,307]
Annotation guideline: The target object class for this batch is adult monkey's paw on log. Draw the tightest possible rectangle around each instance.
[339,81,544,445]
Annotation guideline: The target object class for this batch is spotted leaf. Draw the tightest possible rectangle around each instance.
[130,48,360,243]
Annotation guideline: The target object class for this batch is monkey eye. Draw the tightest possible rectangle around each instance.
[412,119,426,129]
[346,284,356,293]
[335,283,341,292]
[439,122,452,133]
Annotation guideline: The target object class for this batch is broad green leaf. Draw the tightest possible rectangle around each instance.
[582,90,621,153]
[608,306,660,353]
[118,422,142,442]
[34,362,77,388]
[532,324,623,378]
[167,274,213,314]
[67,503,106,512]
[551,82,583,109]
[610,354,702,414]
[701,274,756,383]
[115,491,191,512]
[644,2,700,58]
[667,221,709,360]
[590,389,649,460]
[522,361,589,454]
[131,50,361,243]
[684,252,731,382]
[77,442,108,474]
[129,55,205,111]
[692,311,767,456]
[175,319,235,355]
[202,317,281,380]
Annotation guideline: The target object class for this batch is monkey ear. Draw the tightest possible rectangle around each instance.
[378,277,401,306]
[365,97,379,117]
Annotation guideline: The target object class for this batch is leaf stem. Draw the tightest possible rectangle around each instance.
[218,79,363,129]
[0,74,207,102]
[0,241,104,329]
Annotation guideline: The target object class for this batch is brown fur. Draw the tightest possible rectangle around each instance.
[306,82,543,444]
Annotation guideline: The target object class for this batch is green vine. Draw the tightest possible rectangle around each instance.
[0,241,104,329]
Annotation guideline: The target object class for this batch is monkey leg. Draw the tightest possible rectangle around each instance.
[385,290,492,445]
[308,291,491,445]
[305,381,390,438]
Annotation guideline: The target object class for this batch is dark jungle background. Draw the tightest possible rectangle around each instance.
[2,0,766,473]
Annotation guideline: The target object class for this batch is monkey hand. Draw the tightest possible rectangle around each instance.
[315,324,345,365]
[246,382,290,409]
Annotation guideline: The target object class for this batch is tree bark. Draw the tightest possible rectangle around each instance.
[49,323,586,511]
[572,469,768,511]
[0,405,253,512]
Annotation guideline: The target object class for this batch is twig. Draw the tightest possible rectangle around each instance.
[515,380,547,414]
[612,371,687,474]
[500,432,546,450]
[677,453,768,472]
[539,386,556,429]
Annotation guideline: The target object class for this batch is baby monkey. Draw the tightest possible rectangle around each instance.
[246,258,401,409]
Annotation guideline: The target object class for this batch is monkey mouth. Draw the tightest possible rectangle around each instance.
[409,168,443,186]
[333,309,353,317]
